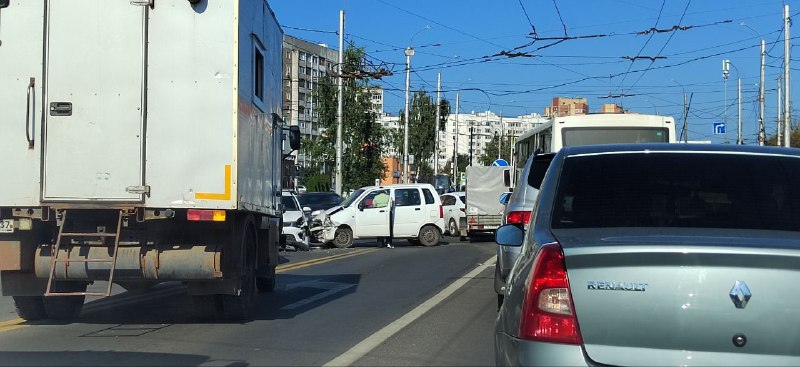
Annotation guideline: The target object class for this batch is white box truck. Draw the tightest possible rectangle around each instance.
[0,0,298,320]
[461,166,511,241]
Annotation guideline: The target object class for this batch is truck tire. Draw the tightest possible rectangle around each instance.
[332,227,353,248]
[221,222,258,320]
[193,295,221,319]
[418,225,441,247]
[12,296,46,321]
[43,281,87,320]
[256,265,276,293]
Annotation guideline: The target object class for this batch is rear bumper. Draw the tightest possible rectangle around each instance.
[495,332,589,366]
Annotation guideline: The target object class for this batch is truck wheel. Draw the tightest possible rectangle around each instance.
[43,281,87,320]
[221,223,258,320]
[418,225,441,247]
[256,265,276,293]
[12,296,46,321]
[448,219,458,237]
[193,295,221,319]
[332,227,353,248]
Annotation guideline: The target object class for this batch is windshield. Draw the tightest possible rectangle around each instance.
[563,127,669,146]
[340,188,366,208]
[298,193,343,206]
[281,195,299,211]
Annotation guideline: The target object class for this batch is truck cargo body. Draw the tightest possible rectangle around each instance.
[462,166,511,239]
[0,0,287,320]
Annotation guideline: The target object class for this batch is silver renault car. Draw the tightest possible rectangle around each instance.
[495,143,800,366]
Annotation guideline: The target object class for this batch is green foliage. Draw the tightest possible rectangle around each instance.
[307,174,332,192]
[303,43,387,191]
[478,134,514,166]
[397,90,450,175]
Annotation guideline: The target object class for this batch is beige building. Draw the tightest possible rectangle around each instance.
[544,97,588,117]
[282,35,338,168]
[601,103,624,113]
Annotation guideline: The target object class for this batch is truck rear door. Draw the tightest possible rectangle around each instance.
[42,1,147,202]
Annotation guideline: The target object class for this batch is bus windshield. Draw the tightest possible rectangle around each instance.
[563,127,669,146]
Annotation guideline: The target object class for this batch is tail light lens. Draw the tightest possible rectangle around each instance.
[187,209,227,222]
[506,210,531,225]
[439,205,443,218]
[519,243,582,344]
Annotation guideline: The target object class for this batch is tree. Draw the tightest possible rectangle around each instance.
[304,43,387,191]
[478,134,514,166]
[397,90,451,178]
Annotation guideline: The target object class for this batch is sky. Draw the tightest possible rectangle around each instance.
[270,0,798,144]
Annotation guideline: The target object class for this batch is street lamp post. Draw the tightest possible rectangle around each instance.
[402,26,430,184]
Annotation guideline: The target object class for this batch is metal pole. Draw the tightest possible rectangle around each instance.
[453,93,459,187]
[723,59,729,144]
[498,113,503,160]
[778,77,783,146]
[784,4,792,147]
[683,92,689,143]
[434,72,441,175]
[334,10,344,195]
[737,78,743,145]
[759,39,766,146]
[402,48,413,183]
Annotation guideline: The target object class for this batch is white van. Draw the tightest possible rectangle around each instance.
[310,184,445,248]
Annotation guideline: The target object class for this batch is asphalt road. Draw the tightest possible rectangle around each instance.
[0,236,498,366]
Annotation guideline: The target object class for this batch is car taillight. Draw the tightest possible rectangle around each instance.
[439,205,443,218]
[506,210,531,225]
[519,243,582,344]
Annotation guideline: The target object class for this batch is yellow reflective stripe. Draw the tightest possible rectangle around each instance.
[195,165,232,201]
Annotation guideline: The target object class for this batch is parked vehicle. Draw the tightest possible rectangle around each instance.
[462,166,512,240]
[0,0,296,321]
[494,153,554,307]
[281,191,311,251]
[298,191,344,218]
[310,184,444,248]
[495,143,800,366]
[440,192,466,237]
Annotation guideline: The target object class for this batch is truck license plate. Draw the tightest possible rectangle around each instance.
[0,219,14,233]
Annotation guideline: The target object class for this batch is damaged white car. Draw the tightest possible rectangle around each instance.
[310,184,445,248]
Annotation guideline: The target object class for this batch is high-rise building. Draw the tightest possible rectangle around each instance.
[544,97,588,117]
[282,35,338,169]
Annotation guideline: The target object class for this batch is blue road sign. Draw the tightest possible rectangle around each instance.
[713,122,726,135]
[491,159,509,167]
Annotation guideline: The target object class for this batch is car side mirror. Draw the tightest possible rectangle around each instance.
[495,224,524,247]
[357,201,365,211]
[302,206,312,213]
[288,125,301,151]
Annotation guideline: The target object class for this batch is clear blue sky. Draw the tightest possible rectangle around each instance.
[270,0,797,144]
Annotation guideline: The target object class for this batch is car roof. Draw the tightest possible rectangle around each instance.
[443,191,465,196]
[560,143,800,157]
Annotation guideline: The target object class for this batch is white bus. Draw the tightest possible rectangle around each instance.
[513,113,677,183]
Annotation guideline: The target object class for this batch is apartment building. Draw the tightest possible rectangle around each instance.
[544,97,589,117]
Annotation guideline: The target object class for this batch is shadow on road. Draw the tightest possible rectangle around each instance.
[0,350,244,367]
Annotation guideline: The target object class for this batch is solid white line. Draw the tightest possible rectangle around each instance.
[323,255,497,367]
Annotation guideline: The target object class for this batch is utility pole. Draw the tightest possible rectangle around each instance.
[453,93,459,187]
[434,72,441,176]
[468,127,474,166]
[778,77,783,146]
[759,39,766,146]
[402,47,415,183]
[682,92,691,143]
[498,113,503,160]
[723,59,729,144]
[334,10,344,195]
[737,78,743,145]
[785,4,791,147]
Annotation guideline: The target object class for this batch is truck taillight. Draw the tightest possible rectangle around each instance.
[519,243,582,344]
[187,209,226,222]
[506,211,531,225]
[439,205,443,218]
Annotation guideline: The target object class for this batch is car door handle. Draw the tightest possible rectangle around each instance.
[415,208,421,211]
[379,210,385,213]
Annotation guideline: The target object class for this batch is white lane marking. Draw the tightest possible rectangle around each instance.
[324,255,497,367]
[281,280,357,310]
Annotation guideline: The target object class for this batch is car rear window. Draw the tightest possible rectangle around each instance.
[423,188,435,204]
[552,152,800,231]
